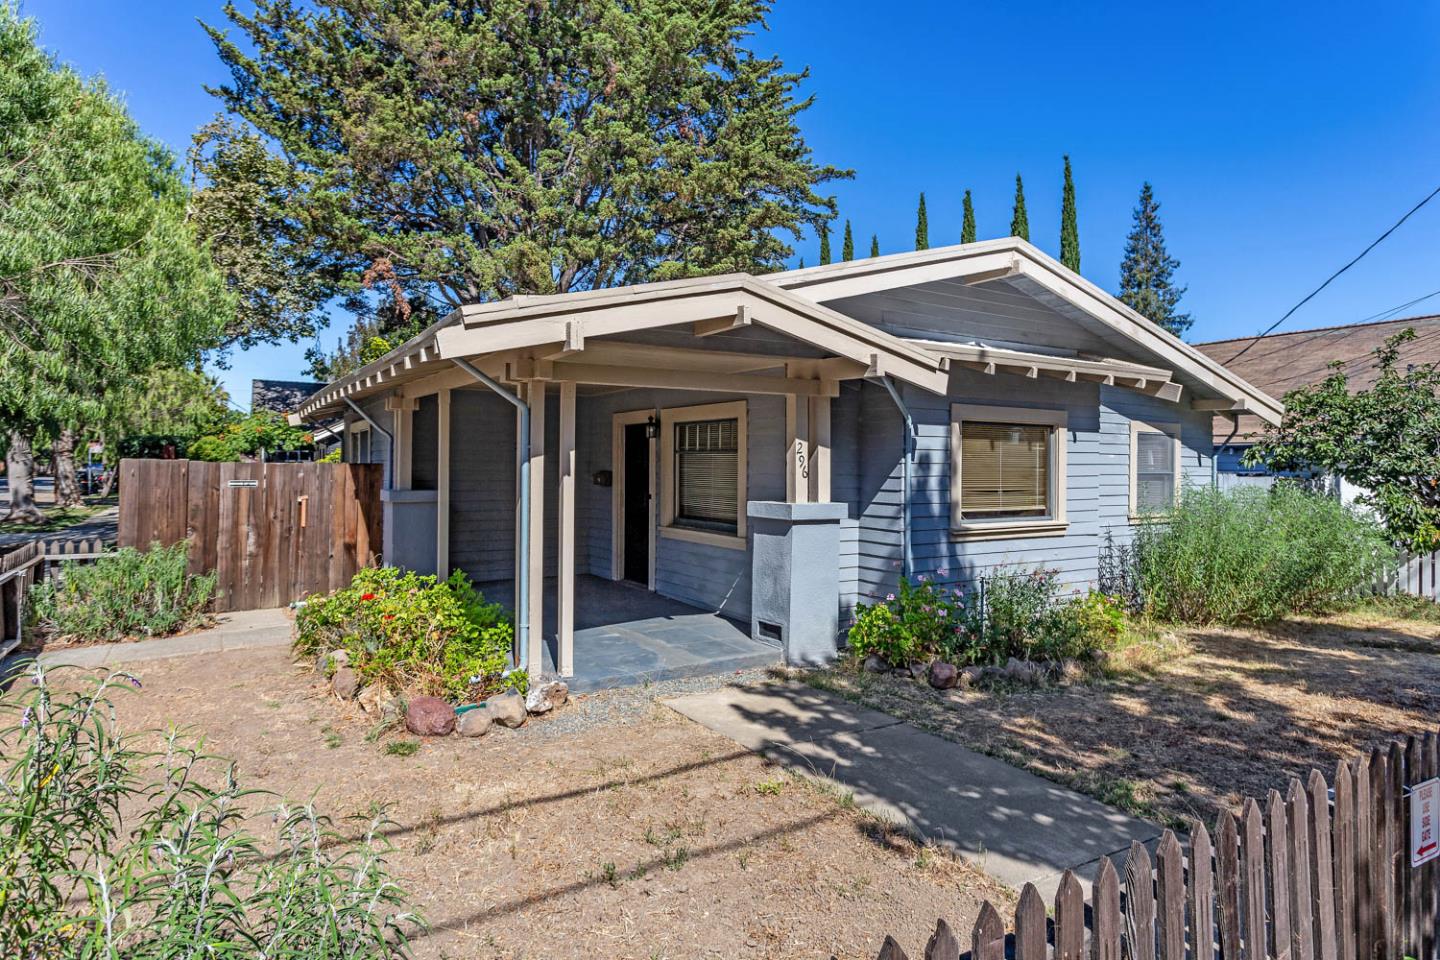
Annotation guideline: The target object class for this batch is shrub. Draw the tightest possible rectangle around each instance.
[0,663,420,958]
[1134,484,1394,624]
[295,566,518,699]
[29,541,216,643]
[848,574,967,665]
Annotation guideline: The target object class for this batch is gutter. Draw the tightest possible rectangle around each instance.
[1213,414,1240,489]
[450,358,532,676]
[875,376,916,579]
[342,398,393,491]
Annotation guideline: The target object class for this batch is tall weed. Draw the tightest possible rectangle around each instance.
[29,541,215,643]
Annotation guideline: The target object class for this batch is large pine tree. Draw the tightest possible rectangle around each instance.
[818,221,832,265]
[915,193,928,250]
[1060,155,1080,271]
[961,190,976,244]
[1009,174,1029,241]
[870,234,880,258]
[1118,183,1191,337]
[841,219,855,262]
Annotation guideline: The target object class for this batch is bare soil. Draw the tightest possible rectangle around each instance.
[61,646,1008,960]
[810,610,1440,832]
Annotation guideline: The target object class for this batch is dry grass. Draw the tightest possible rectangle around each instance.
[809,610,1440,832]
[53,646,1009,959]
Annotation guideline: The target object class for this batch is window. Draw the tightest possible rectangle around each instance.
[347,421,373,463]
[1130,421,1181,518]
[950,404,1067,538]
[660,400,748,548]
[410,394,439,491]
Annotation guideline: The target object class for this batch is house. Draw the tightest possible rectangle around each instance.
[251,378,342,458]
[1194,315,1440,497]
[292,238,1279,687]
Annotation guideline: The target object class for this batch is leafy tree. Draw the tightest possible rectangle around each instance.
[188,411,314,462]
[203,0,848,344]
[1117,182,1191,337]
[1246,329,1440,553]
[870,234,880,258]
[1060,155,1080,271]
[961,190,976,244]
[818,222,832,265]
[841,220,855,262]
[915,192,929,250]
[0,6,229,522]
[1009,174,1029,241]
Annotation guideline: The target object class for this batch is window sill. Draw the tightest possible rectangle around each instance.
[950,521,1069,542]
[1129,512,1174,525]
[660,525,747,551]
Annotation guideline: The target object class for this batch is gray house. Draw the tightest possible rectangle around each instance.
[293,239,1280,687]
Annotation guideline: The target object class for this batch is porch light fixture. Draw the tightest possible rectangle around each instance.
[645,415,659,439]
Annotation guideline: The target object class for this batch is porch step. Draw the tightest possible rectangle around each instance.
[565,647,781,694]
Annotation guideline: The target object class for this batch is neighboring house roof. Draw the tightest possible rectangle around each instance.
[294,238,1283,425]
[251,379,325,415]
[1194,314,1440,442]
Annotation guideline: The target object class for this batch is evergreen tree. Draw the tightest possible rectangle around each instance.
[1117,183,1191,337]
[915,192,928,250]
[961,190,976,244]
[870,234,880,257]
[1009,174,1029,241]
[818,221,832,265]
[1060,155,1080,271]
[841,220,854,262]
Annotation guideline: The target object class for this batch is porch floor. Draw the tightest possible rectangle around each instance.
[475,575,781,693]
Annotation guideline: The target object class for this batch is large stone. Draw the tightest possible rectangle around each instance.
[456,708,493,738]
[486,689,527,728]
[862,654,890,674]
[525,680,569,715]
[404,696,456,736]
[331,666,359,700]
[927,661,959,690]
[907,661,928,682]
[357,684,397,717]
[316,649,349,675]
[1004,657,1043,686]
[959,665,985,689]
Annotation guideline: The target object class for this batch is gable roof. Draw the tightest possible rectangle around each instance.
[1194,314,1440,441]
[251,379,324,414]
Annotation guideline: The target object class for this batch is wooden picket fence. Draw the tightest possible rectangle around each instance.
[1389,550,1440,602]
[0,536,109,659]
[875,731,1440,960]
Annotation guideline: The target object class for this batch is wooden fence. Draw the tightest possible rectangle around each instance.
[875,731,1440,960]
[0,537,109,659]
[1390,551,1440,602]
[118,459,382,612]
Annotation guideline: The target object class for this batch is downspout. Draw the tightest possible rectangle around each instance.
[342,398,393,490]
[1213,414,1240,490]
[451,358,532,675]
[875,376,916,580]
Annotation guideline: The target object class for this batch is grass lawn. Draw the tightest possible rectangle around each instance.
[54,646,1009,960]
[808,601,1440,832]
[0,499,112,534]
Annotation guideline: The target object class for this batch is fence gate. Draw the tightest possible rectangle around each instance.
[118,459,382,612]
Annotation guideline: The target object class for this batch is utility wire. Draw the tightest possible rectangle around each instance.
[1224,182,1440,364]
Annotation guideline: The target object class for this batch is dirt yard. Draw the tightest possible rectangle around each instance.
[58,646,1007,960]
[811,608,1440,832]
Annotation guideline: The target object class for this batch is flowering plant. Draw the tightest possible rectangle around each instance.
[848,573,971,666]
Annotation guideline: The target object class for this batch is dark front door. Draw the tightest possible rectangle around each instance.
[623,422,650,584]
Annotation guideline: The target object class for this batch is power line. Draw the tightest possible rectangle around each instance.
[1224,182,1440,364]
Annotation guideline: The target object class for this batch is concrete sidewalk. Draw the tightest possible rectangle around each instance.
[666,681,1163,897]
[22,607,292,669]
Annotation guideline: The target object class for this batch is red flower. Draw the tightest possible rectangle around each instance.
[360,593,377,602]
[382,614,395,621]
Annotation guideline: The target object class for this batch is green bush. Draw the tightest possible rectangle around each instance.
[848,575,965,665]
[29,541,216,643]
[1134,484,1394,624]
[0,663,420,958]
[295,566,519,699]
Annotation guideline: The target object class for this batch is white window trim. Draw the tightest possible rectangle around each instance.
[610,407,658,588]
[347,420,372,463]
[1129,419,1182,521]
[659,400,748,551]
[950,403,1068,540]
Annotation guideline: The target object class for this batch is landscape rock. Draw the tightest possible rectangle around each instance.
[330,666,359,700]
[927,661,958,690]
[486,689,527,728]
[316,649,349,675]
[1059,658,1086,683]
[357,684,397,717]
[862,654,890,674]
[456,708,493,738]
[404,696,456,737]
[1004,657,1043,686]
[525,680,570,715]
[907,661,928,681]
[959,665,985,689]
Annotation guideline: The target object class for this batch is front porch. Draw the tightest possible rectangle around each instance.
[479,574,780,692]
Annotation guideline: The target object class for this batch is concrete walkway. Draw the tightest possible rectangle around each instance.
[666,681,1163,897]
[23,608,292,669]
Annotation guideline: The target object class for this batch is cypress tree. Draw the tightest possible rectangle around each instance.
[1010,174,1029,241]
[915,192,928,250]
[841,219,854,261]
[1060,155,1080,271]
[818,221,832,265]
[870,234,880,257]
[1117,182,1191,337]
[961,190,976,244]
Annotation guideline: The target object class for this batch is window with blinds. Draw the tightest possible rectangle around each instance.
[1134,431,1176,513]
[673,417,739,532]
[959,422,1052,519]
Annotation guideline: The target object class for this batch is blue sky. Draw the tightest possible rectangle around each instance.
[24,0,1440,407]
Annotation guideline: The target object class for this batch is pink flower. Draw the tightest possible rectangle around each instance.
[885,593,896,602]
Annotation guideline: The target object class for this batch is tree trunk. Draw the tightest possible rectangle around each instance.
[53,427,82,507]
[2,431,46,524]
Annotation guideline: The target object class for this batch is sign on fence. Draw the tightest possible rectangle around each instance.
[1412,776,1439,867]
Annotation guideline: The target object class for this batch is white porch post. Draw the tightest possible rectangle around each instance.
[526,381,547,674]
[556,381,576,678]
[785,394,811,503]
[435,387,451,577]
[808,394,831,502]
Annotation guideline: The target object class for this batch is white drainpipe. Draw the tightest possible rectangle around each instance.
[875,376,916,580]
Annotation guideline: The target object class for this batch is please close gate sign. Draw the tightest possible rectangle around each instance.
[1413,777,1439,867]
